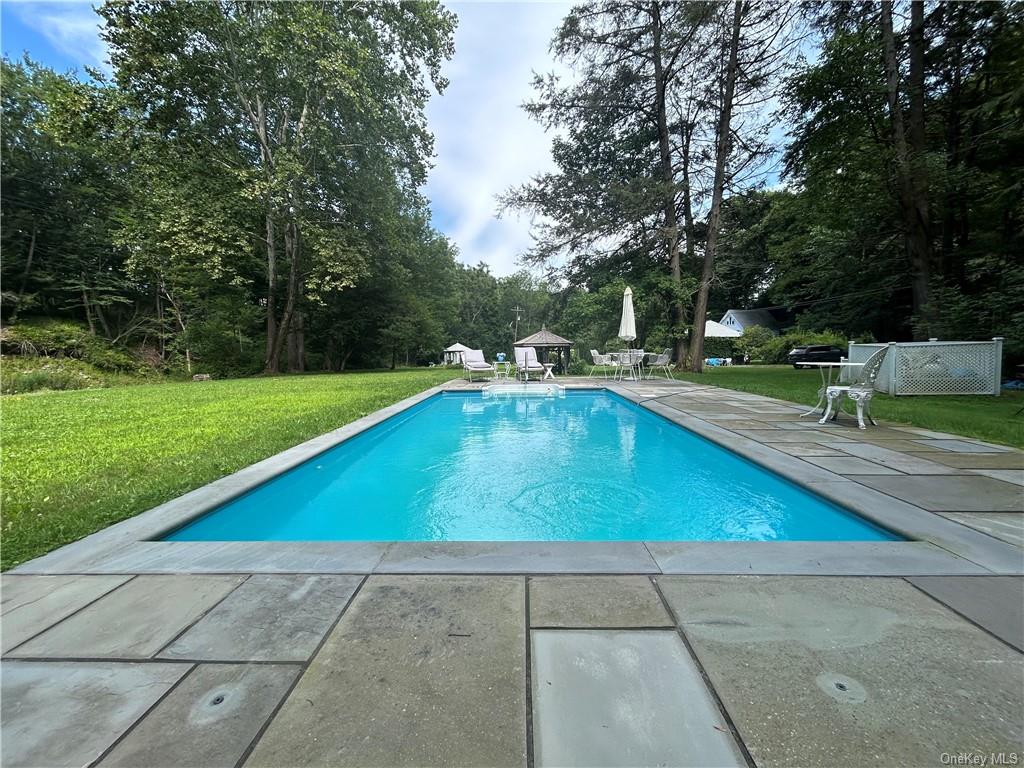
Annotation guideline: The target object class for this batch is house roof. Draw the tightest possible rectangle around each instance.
[705,320,742,338]
[444,342,472,352]
[514,328,573,347]
[721,308,780,331]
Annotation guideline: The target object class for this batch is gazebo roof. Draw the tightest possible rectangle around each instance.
[444,342,472,352]
[514,328,573,347]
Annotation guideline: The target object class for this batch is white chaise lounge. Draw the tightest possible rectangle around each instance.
[515,346,546,382]
[462,348,493,382]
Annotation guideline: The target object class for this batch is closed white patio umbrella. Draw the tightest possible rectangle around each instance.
[617,287,640,380]
[618,286,637,344]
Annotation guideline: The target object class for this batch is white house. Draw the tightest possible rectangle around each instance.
[719,309,781,335]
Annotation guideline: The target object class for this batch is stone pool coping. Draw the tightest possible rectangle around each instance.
[11,380,1022,577]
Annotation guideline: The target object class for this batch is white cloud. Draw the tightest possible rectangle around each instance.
[425,1,571,276]
[11,1,108,72]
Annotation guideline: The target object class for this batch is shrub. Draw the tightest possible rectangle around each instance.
[1,318,139,372]
[0,356,124,394]
[702,337,736,358]
[735,325,777,362]
[760,329,849,364]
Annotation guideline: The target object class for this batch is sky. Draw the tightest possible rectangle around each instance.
[0,0,571,277]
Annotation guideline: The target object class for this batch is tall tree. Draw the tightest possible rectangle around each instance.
[881,0,931,336]
[100,0,456,371]
[687,1,742,372]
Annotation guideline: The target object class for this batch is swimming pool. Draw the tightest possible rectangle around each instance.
[165,390,898,542]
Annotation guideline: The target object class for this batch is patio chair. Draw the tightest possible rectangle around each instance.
[462,348,493,382]
[645,348,674,380]
[819,343,893,430]
[515,346,546,381]
[589,349,615,379]
[616,350,645,381]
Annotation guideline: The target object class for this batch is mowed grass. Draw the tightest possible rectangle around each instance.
[0,369,461,570]
[674,365,1024,448]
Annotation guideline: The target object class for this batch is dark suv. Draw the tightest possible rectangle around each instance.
[787,345,844,368]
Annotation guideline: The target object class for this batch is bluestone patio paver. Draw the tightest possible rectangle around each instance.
[853,474,1022,512]
[970,468,1024,487]
[531,630,745,768]
[733,429,853,442]
[377,541,658,573]
[938,512,1024,548]
[907,576,1024,652]
[245,576,526,768]
[98,663,300,768]
[832,442,962,474]
[858,438,948,452]
[923,439,1011,453]
[160,574,361,661]
[799,455,902,475]
[658,576,1024,768]
[907,451,1024,469]
[769,442,846,457]
[706,418,779,429]
[0,661,189,768]
[528,576,671,627]
[0,574,130,652]
[647,541,986,575]
[9,575,244,658]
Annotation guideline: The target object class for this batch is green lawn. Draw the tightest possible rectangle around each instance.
[0,369,461,570]
[673,365,1023,449]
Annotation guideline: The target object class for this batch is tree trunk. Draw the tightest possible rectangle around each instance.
[339,348,353,372]
[323,336,336,371]
[688,0,742,373]
[287,312,305,372]
[882,0,931,337]
[267,219,301,373]
[81,274,96,335]
[164,290,191,374]
[263,210,278,371]
[12,224,37,321]
[650,2,685,365]
[677,120,697,366]
[155,284,165,360]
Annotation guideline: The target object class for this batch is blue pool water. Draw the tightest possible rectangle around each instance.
[166,391,898,542]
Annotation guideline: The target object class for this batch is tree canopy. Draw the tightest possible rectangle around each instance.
[2,1,1021,379]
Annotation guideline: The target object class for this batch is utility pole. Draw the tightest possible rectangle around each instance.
[511,305,523,342]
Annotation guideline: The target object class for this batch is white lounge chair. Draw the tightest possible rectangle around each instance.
[515,346,545,381]
[820,343,892,429]
[462,348,493,382]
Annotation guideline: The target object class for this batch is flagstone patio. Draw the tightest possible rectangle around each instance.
[3,378,1022,767]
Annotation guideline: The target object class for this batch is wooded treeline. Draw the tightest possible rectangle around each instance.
[505,0,1023,370]
[2,1,1021,379]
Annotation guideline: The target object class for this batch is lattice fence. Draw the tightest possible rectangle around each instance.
[844,338,1004,396]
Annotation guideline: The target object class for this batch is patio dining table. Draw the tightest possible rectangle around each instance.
[798,361,865,419]
[608,350,645,381]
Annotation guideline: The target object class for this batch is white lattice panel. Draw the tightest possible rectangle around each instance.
[847,340,1002,396]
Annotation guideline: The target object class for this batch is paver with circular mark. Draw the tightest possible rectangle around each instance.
[658,575,1024,768]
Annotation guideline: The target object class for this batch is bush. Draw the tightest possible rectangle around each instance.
[0,356,134,394]
[759,329,849,364]
[1,318,139,372]
[735,325,777,362]
[702,337,735,358]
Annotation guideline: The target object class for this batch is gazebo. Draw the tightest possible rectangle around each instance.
[514,328,573,374]
[443,342,472,366]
